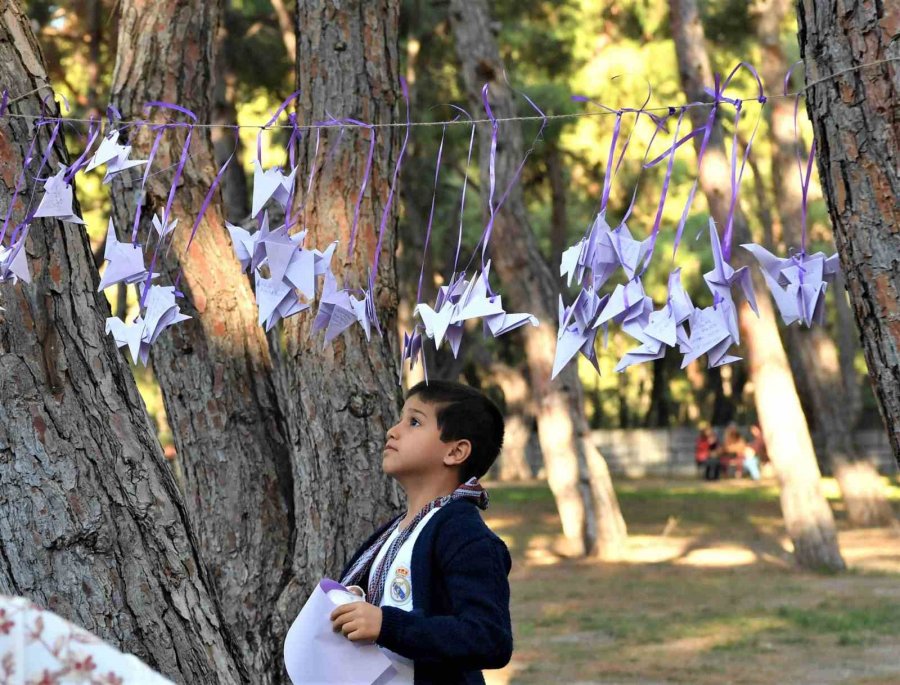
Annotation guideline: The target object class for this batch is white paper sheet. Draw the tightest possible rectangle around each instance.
[284,578,395,685]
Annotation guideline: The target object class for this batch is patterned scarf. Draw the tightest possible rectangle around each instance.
[340,478,489,606]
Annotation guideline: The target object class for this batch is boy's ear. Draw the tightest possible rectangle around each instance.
[443,439,472,468]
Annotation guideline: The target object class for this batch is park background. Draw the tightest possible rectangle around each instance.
[2,0,899,683]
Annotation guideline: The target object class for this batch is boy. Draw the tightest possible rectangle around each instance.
[330,380,513,685]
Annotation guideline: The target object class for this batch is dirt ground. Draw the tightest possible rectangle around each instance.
[482,476,900,685]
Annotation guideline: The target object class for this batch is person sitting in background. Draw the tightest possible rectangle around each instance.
[723,424,760,481]
[696,424,722,481]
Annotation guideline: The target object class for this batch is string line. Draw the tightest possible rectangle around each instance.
[1,57,895,131]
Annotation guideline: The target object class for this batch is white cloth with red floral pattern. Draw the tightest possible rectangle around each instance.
[0,595,173,684]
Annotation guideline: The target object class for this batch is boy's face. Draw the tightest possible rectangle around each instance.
[382,395,469,480]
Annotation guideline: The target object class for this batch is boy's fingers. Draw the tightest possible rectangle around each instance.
[331,611,356,629]
[340,620,358,636]
[329,604,355,621]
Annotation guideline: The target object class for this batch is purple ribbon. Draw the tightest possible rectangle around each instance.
[463,83,547,279]
[131,126,165,243]
[784,61,816,255]
[137,102,197,309]
[174,127,239,290]
[713,64,766,259]
[639,108,686,274]
[144,101,197,122]
[366,76,412,333]
[8,116,63,247]
[416,124,448,304]
[0,90,8,118]
[453,120,476,279]
[298,125,321,233]
[0,120,46,245]
[283,112,303,231]
[343,118,376,257]
[63,115,101,184]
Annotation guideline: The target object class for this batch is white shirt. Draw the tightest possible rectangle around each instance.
[370,507,441,684]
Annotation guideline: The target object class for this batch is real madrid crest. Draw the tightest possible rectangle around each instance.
[390,566,412,604]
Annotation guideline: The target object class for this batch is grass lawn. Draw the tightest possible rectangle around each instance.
[482,476,900,685]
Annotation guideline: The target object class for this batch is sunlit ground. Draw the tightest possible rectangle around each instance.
[482,476,900,685]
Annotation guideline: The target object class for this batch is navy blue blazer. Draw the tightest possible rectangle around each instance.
[339,498,513,685]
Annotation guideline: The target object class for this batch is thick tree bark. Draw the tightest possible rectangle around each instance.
[448,0,628,559]
[0,2,244,681]
[489,364,535,481]
[756,0,894,527]
[276,0,404,608]
[796,0,900,469]
[109,1,294,680]
[670,0,845,570]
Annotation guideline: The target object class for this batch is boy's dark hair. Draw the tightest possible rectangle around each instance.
[407,380,505,482]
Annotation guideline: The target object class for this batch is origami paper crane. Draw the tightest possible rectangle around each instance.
[105,315,148,365]
[86,130,146,183]
[703,219,757,314]
[560,212,621,289]
[741,243,840,327]
[97,219,155,291]
[226,222,256,272]
[251,161,297,218]
[594,278,653,328]
[679,298,742,369]
[0,240,30,284]
[106,285,191,365]
[551,287,608,379]
[608,223,654,282]
[256,271,307,331]
[33,166,85,225]
[227,211,338,331]
[141,284,191,345]
[311,271,367,345]
[413,262,539,359]
[399,328,426,382]
[152,213,178,241]
[615,269,695,372]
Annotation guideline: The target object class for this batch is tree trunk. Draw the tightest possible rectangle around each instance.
[448,0,628,559]
[796,0,900,469]
[489,364,535,481]
[670,0,845,570]
[756,0,894,527]
[644,357,670,428]
[0,3,244,681]
[212,11,250,224]
[547,141,569,281]
[109,1,294,680]
[275,0,404,609]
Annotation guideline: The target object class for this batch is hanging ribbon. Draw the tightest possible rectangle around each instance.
[365,76,412,336]
[639,107,686,274]
[463,82,547,280]
[173,126,240,291]
[137,101,197,309]
[784,61,816,255]
[452,117,476,280]
[283,112,303,232]
[713,63,767,259]
[416,123,448,305]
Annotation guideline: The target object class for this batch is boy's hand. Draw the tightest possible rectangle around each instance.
[330,601,382,643]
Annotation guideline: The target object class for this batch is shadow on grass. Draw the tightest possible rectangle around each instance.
[483,478,900,684]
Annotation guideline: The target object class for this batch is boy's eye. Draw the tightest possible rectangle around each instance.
[409,417,420,427]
